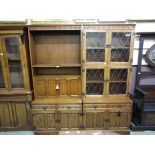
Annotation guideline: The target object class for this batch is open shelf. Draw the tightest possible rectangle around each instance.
[29,30,81,66]
[33,67,81,76]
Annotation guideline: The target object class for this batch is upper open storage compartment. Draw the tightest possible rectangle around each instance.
[29,30,81,66]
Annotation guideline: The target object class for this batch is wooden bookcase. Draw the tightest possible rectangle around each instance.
[0,26,33,130]
[28,24,135,134]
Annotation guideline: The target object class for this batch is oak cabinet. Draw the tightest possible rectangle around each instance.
[0,28,33,130]
[28,24,135,134]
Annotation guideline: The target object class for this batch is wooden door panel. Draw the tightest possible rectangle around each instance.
[60,113,68,129]
[46,113,56,129]
[34,79,46,97]
[108,112,119,128]
[70,79,81,95]
[13,103,29,127]
[85,112,94,129]
[47,79,57,96]
[59,79,68,95]
[119,112,130,127]
[33,113,45,129]
[69,113,79,128]
[0,103,14,127]
[96,112,106,128]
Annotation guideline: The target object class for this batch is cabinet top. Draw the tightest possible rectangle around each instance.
[28,24,135,31]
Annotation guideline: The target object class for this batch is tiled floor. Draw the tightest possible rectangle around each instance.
[0,130,155,135]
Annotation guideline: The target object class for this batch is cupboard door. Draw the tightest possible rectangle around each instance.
[59,111,81,129]
[108,108,131,129]
[12,102,30,127]
[109,69,128,94]
[119,111,131,128]
[86,69,104,95]
[46,113,57,129]
[33,113,46,129]
[86,32,106,62]
[110,32,131,62]
[3,36,24,89]
[84,108,107,129]
[32,107,57,130]
[0,103,14,127]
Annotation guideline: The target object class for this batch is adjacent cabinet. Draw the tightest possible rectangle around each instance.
[0,28,32,130]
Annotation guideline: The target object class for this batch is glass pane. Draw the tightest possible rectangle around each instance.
[86,49,105,62]
[109,82,126,94]
[0,61,5,88]
[5,37,24,88]
[8,61,24,88]
[86,32,106,62]
[109,69,128,94]
[111,48,129,62]
[110,69,128,81]
[111,32,131,62]
[86,69,104,95]
[5,37,20,59]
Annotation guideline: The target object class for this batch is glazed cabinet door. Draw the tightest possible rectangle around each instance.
[109,31,132,63]
[1,35,25,90]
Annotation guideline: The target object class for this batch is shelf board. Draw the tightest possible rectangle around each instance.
[86,80,103,83]
[32,64,81,68]
[111,47,130,49]
[87,47,105,49]
[7,55,20,61]
[110,81,127,83]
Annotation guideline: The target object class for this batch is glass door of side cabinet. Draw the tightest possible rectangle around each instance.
[110,32,131,62]
[2,36,24,89]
